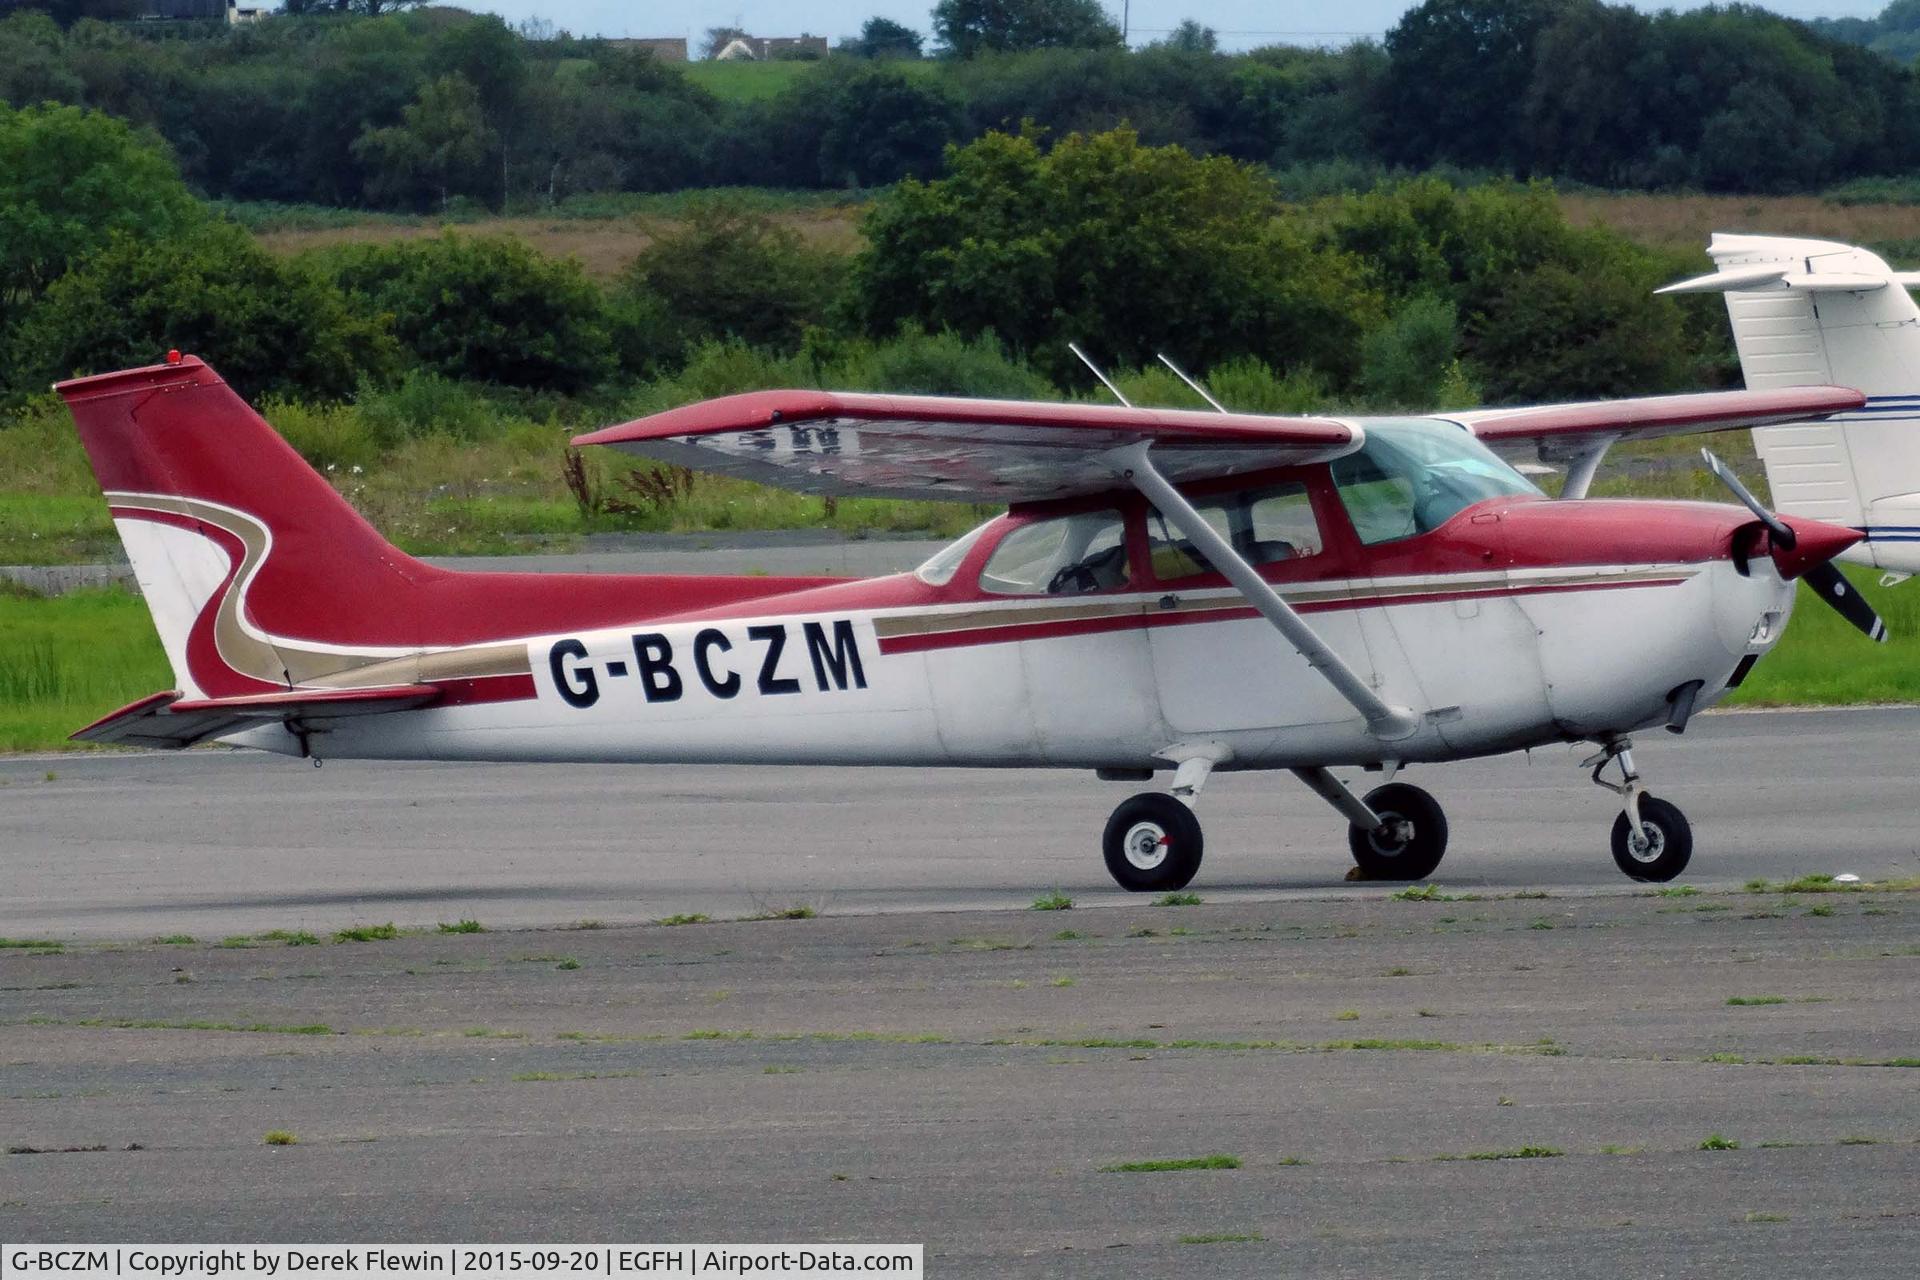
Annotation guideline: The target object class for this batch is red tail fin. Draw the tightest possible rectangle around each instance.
[59,357,847,702]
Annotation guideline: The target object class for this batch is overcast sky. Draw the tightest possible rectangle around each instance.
[428,2,1888,49]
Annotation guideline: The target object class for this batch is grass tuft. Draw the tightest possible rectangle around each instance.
[1030,891,1073,911]
[1699,1133,1741,1151]
[657,913,710,926]
[152,934,197,945]
[1156,892,1202,906]
[334,923,399,943]
[749,905,817,921]
[1390,883,1453,901]
[263,1131,297,1146]
[436,920,485,934]
[1436,1146,1562,1161]
[1726,995,1788,1006]
[1102,1154,1240,1173]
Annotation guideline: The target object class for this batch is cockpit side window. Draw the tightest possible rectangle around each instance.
[1147,481,1323,581]
[1332,419,1541,546]
[979,510,1130,596]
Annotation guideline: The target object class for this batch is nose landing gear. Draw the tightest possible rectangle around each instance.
[1586,738,1693,882]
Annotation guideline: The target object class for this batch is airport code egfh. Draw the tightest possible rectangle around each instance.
[0,1247,923,1279]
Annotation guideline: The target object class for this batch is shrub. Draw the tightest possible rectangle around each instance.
[618,202,840,358]
[320,232,613,392]
[854,127,1381,387]
[11,221,395,402]
[828,327,1056,398]
[0,101,203,327]
[1359,294,1463,410]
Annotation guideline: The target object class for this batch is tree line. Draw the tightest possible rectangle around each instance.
[0,99,1725,422]
[2,0,1918,209]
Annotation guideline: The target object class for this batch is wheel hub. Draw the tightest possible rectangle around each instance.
[1367,813,1413,856]
[1627,822,1666,863]
[1123,821,1171,871]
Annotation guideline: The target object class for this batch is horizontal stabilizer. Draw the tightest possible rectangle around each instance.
[73,684,440,750]
[1451,386,1865,452]
[1657,268,1906,295]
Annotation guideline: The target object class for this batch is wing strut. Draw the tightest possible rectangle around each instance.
[1106,442,1419,741]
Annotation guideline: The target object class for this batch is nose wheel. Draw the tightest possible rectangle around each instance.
[1345,782,1449,880]
[1588,739,1694,882]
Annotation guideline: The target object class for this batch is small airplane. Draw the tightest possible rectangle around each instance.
[59,351,1885,891]
[1663,232,1920,580]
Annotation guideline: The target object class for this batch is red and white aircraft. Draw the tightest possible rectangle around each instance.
[62,355,1883,888]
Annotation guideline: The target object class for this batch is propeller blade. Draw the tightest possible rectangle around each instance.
[1701,448,1795,547]
[1803,561,1889,643]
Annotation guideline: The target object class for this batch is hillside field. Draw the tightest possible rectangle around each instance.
[248,192,1920,281]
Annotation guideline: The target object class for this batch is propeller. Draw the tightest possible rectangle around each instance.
[1702,448,1888,643]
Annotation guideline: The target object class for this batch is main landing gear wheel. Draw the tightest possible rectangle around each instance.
[1611,795,1693,882]
[1348,782,1449,881]
[1102,792,1204,893]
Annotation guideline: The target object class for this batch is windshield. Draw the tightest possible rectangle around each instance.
[1331,419,1541,545]
[914,520,994,586]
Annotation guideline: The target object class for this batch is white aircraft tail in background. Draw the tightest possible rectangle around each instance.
[1662,233,1920,574]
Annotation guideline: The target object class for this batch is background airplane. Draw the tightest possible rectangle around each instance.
[60,356,1881,893]
[1662,233,1920,578]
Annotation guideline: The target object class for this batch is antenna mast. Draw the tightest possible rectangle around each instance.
[1068,342,1133,407]
[1156,353,1228,413]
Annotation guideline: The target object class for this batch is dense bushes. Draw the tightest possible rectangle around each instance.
[617,204,841,364]
[13,221,394,402]
[320,233,613,392]
[0,101,202,327]
[853,129,1379,386]
[0,109,1725,415]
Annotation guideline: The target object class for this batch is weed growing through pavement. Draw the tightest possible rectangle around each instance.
[1030,891,1073,911]
[749,906,816,921]
[1102,1154,1240,1172]
[334,923,399,942]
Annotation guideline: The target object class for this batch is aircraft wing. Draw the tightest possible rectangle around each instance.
[73,685,440,750]
[572,390,1360,502]
[1448,386,1865,454]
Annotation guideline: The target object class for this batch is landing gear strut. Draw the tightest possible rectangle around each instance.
[1585,738,1693,882]
[1296,767,1450,881]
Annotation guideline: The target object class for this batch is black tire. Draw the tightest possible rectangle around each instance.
[1348,782,1449,881]
[1102,792,1204,892]
[1610,795,1693,882]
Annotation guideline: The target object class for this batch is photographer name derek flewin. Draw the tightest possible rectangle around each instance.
[2,1247,922,1279]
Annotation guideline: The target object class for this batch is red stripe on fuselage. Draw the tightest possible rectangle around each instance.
[432,673,538,706]
[875,575,1689,656]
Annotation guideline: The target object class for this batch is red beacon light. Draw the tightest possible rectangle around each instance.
[166,349,182,365]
